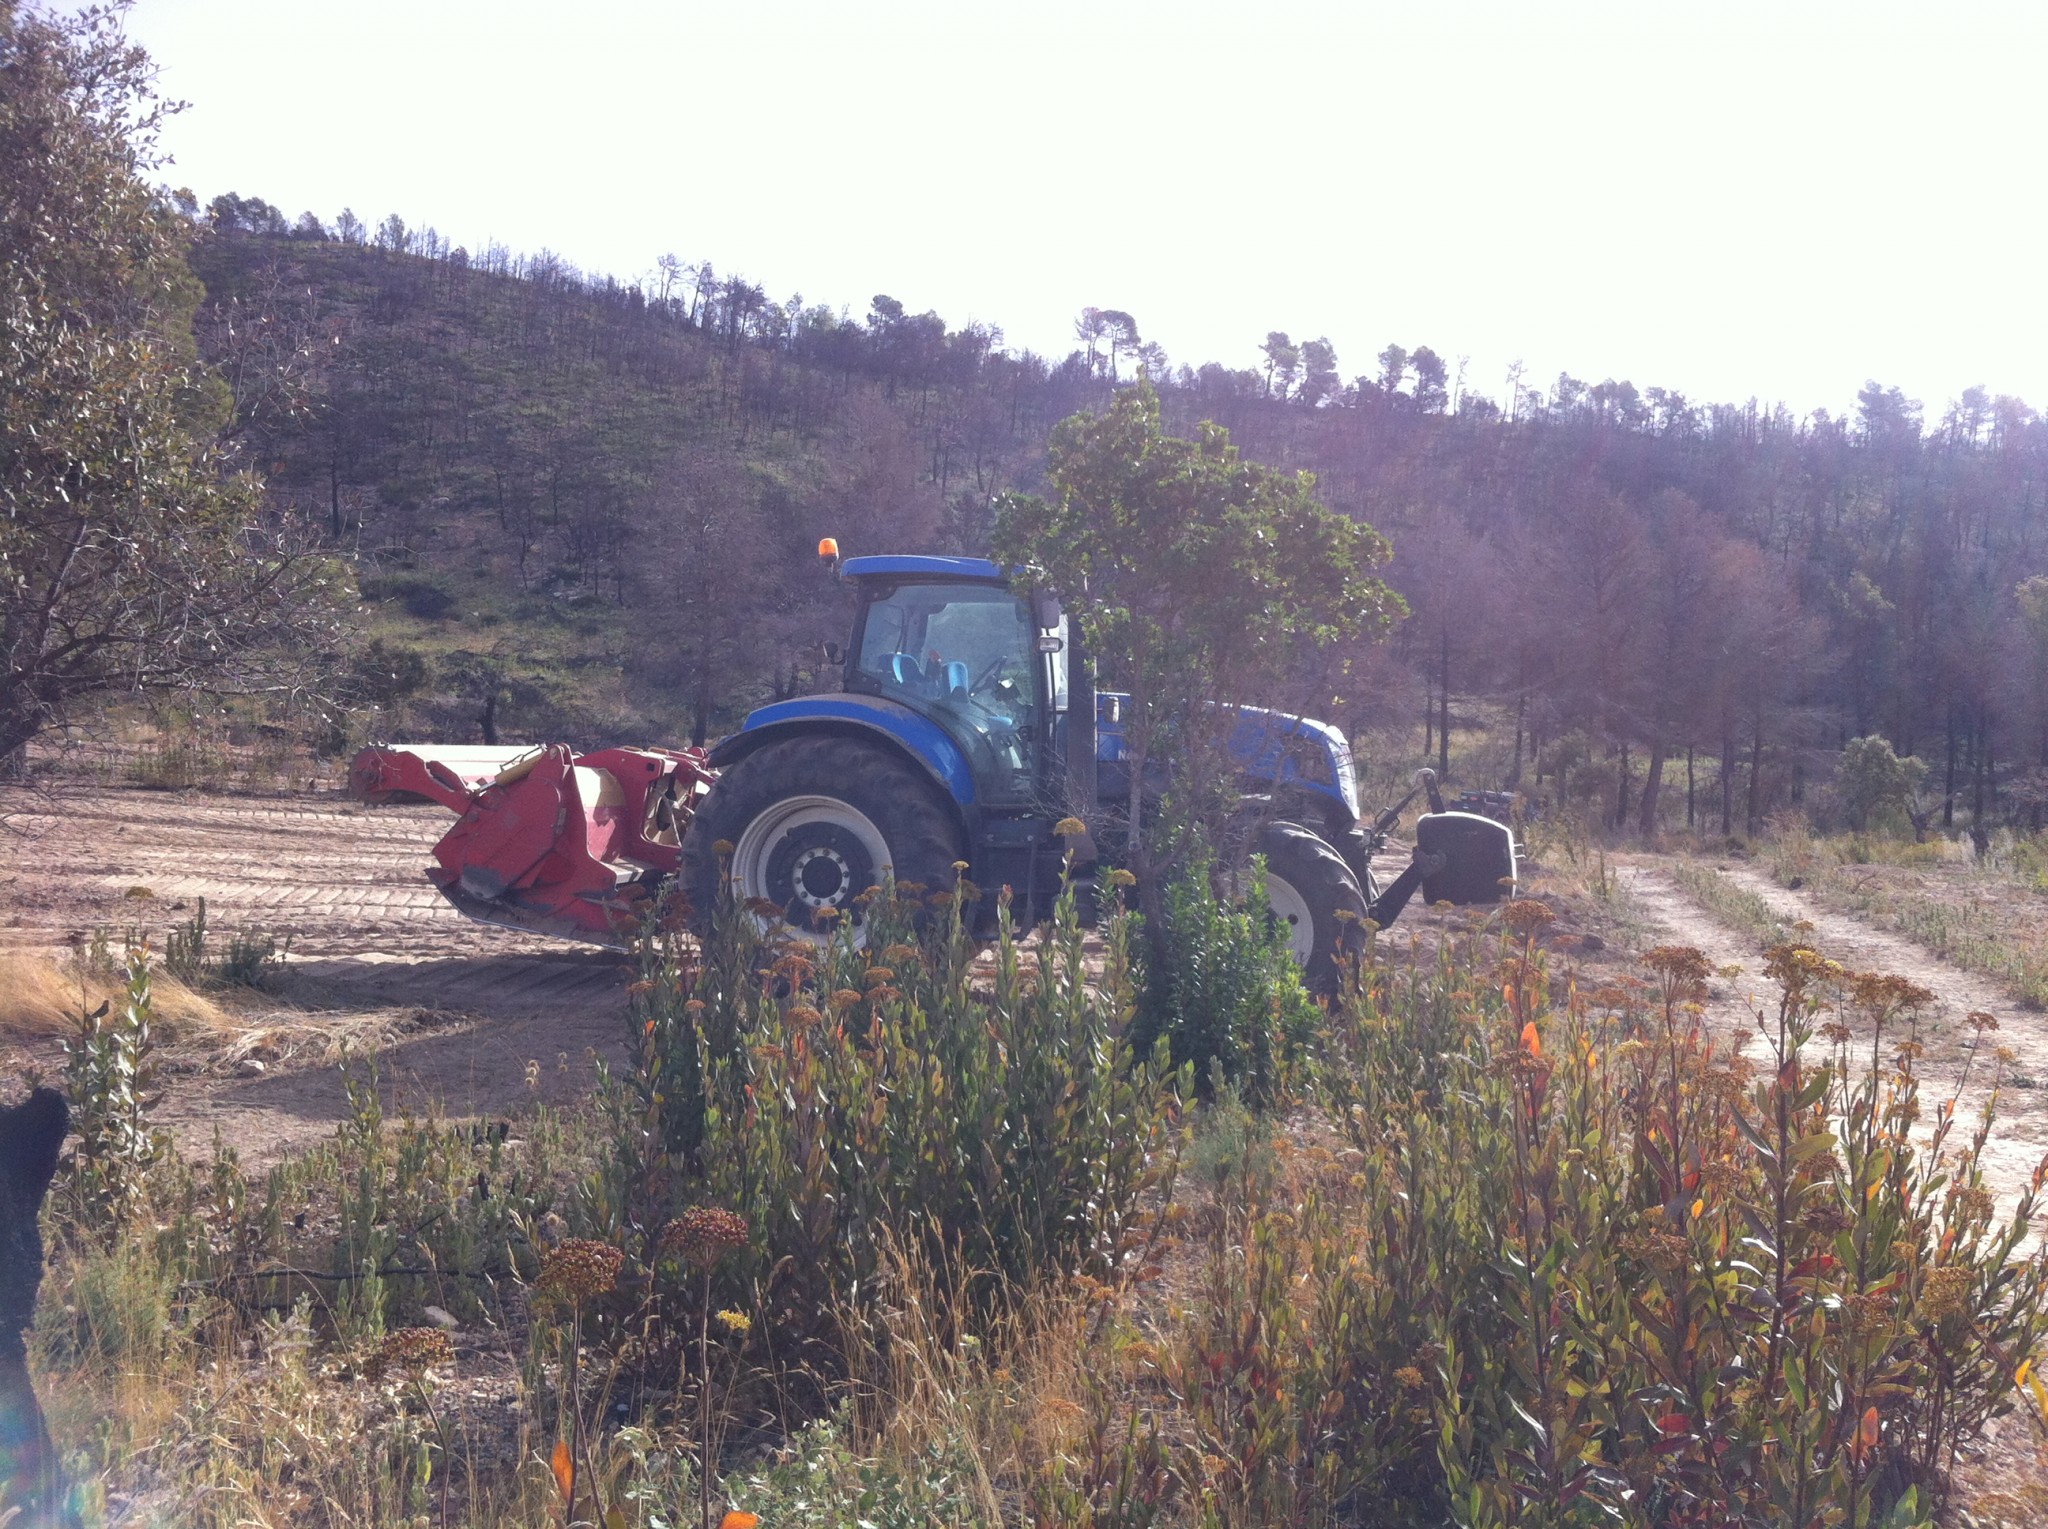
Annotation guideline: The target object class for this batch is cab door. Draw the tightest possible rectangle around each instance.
[848,579,1047,806]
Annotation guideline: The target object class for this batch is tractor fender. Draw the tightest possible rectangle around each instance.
[709,696,978,828]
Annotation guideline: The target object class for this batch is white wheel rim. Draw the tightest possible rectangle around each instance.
[729,794,891,945]
[1261,871,1317,965]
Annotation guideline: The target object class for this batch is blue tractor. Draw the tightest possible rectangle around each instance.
[677,552,1516,992]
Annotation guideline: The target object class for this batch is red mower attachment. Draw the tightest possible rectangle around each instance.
[348,742,716,946]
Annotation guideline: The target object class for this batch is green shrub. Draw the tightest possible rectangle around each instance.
[347,635,430,706]
[163,897,285,989]
[130,728,224,790]
[1837,735,1928,832]
[39,1229,180,1368]
[62,947,168,1231]
[1132,850,1318,1109]
[722,1411,988,1529]
[358,571,458,621]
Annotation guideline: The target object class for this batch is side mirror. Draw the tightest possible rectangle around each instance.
[1030,589,1063,631]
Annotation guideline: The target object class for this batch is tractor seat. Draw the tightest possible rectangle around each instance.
[887,652,927,690]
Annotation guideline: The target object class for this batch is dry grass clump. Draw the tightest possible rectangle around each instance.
[0,948,230,1040]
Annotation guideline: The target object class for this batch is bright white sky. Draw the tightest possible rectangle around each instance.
[120,0,2048,420]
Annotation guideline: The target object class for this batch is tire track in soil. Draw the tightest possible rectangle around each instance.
[1619,858,2048,1218]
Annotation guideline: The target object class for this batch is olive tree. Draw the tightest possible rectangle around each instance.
[992,382,1403,917]
[1836,735,1928,833]
[0,3,339,761]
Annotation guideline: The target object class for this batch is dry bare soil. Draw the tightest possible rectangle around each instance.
[0,781,630,1163]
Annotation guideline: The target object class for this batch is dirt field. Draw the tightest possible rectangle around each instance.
[0,781,631,1163]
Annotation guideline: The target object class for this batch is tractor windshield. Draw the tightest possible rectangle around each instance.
[854,581,1041,799]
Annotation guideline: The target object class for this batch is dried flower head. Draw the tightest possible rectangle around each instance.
[1501,899,1555,935]
[1054,817,1089,838]
[1920,1264,1974,1324]
[537,1239,624,1302]
[1847,1288,1896,1337]
[1643,946,1711,985]
[1620,1229,1691,1271]
[714,1309,752,1337]
[1799,1200,1853,1236]
[375,1325,454,1379]
[1764,944,1834,991]
[661,1206,751,1267]
[1951,1186,1996,1226]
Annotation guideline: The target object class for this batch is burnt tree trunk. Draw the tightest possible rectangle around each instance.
[1720,732,1735,836]
[1746,727,1764,836]
[1438,629,1451,782]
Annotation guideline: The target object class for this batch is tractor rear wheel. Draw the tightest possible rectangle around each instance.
[680,736,965,945]
[1252,821,1369,997]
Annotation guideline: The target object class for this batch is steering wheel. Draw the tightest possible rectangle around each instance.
[969,655,1009,694]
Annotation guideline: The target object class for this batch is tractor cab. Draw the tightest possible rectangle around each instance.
[839,556,1068,808]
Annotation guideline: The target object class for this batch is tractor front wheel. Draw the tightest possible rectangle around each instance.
[680,736,965,945]
[1252,820,1370,997]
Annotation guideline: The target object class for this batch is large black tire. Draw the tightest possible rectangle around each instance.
[1253,820,1370,997]
[679,735,965,944]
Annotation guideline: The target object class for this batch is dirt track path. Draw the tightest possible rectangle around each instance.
[1619,858,2048,1214]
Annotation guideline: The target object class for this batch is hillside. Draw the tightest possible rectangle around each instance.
[189,214,2048,837]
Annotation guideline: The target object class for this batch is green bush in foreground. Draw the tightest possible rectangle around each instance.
[1131,850,1319,1109]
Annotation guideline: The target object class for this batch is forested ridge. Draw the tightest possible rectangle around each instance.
[190,196,2048,835]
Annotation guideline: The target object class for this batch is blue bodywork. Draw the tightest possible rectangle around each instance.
[725,554,1358,828]
[840,554,1004,581]
[709,694,978,806]
[1093,696,1358,822]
